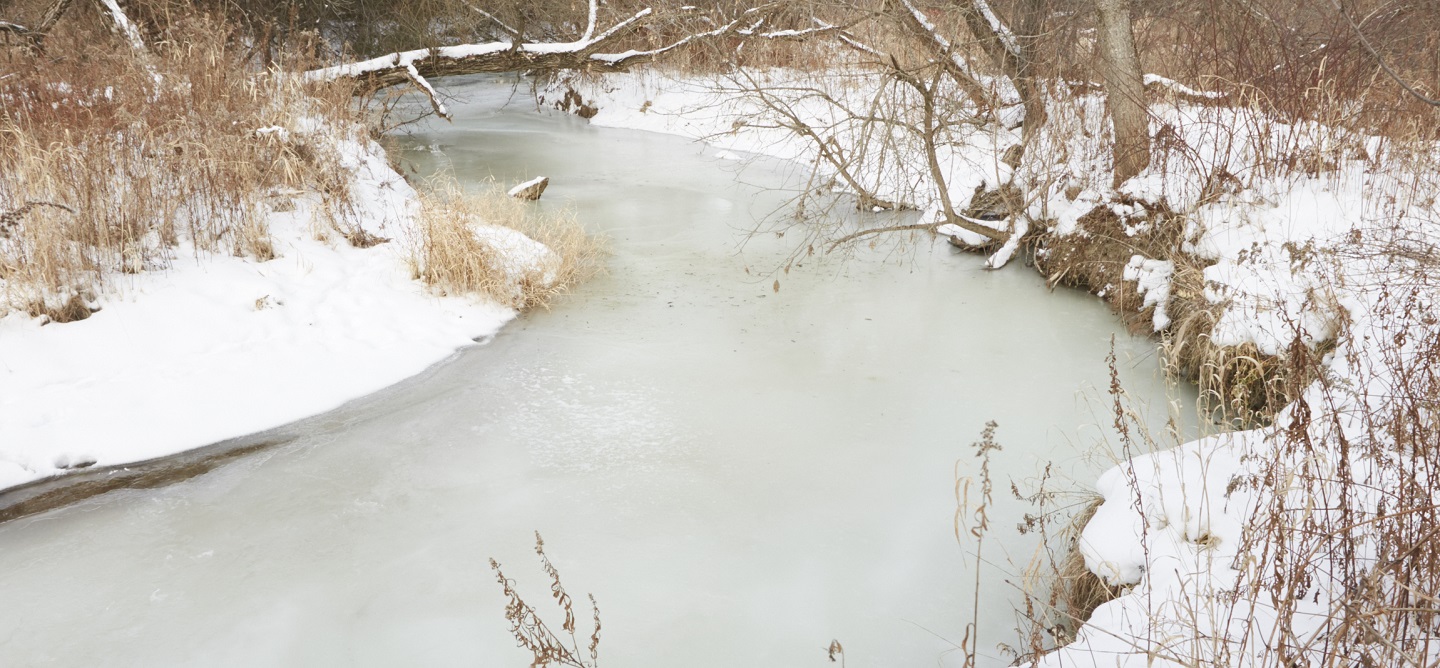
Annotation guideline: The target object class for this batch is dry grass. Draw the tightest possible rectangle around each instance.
[0,12,364,320]
[409,182,602,310]
[1049,497,1122,641]
[1010,486,1123,662]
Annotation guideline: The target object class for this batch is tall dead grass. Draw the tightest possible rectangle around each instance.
[410,182,601,310]
[0,13,363,321]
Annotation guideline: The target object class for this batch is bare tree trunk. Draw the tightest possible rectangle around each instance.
[1094,0,1150,186]
[37,0,74,34]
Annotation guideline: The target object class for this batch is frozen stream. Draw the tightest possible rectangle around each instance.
[0,79,1193,667]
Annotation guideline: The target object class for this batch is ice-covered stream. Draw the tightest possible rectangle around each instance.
[0,79,1194,667]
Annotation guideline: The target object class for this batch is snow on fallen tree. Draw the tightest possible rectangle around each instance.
[303,1,839,121]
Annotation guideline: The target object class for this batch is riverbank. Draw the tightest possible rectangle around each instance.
[0,10,609,500]
[553,68,1440,666]
[0,129,549,491]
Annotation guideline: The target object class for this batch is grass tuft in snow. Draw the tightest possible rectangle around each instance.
[409,181,602,310]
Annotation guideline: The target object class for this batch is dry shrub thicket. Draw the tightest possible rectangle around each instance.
[1238,281,1440,668]
[1014,284,1440,666]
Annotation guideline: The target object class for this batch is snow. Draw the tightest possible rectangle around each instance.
[984,215,1028,269]
[0,127,548,492]
[1123,255,1174,329]
[472,224,560,287]
[557,68,1018,226]
[1144,73,1227,99]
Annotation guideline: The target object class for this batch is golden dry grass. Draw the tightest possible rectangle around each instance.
[409,181,602,310]
[0,14,364,320]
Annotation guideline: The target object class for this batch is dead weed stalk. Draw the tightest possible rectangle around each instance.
[490,532,602,668]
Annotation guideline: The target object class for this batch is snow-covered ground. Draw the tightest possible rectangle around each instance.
[556,69,1440,666]
[0,129,548,492]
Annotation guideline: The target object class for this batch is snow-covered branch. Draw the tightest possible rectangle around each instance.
[404,64,451,120]
[581,0,599,43]
[90,0,162,83]
[306,6,789,93]
[96,0,148,56]
[463,2,523,41]
[971,0,1020,59]
[0,21,33,36]
[893,0,1001,110]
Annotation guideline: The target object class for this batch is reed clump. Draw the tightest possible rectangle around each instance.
[409,182,602,310]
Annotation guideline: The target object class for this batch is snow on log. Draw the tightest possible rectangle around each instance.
[304,6,836,95]
[508,177,550,201]
[0,21,33,36]
[96,0,147,56]
[1143,73,1227,101]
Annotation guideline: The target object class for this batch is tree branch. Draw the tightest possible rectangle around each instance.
[890,0,999,112]
[404,63,451,120]
[462,1,523,42]
[0,20,31,36]
[306,7,752,93]
[827,222,942,252]
[3,0,73,53]
[1330,0,1440,108]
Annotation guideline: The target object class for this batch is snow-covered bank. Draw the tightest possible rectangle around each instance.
[0,131,551,493]
[553,69,1440,666]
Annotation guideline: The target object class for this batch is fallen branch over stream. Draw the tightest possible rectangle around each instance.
[303,2,839,120]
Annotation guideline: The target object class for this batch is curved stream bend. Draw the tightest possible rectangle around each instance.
[0,78,1192,668]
